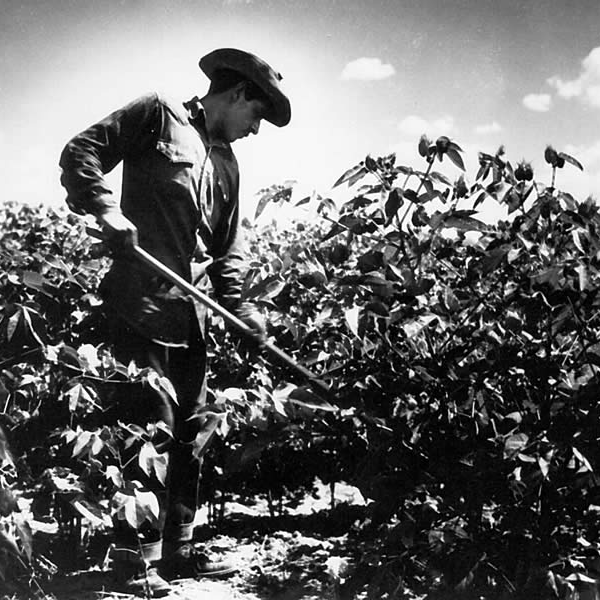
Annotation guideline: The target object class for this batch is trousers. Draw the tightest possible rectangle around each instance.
[107,313,207,547]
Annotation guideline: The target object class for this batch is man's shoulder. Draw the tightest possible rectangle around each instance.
[152,92,192,125]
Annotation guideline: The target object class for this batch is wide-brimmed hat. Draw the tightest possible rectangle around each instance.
[199,48,291,127]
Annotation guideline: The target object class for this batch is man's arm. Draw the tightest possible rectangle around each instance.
[208,206,266,340]
[59,93,159,249]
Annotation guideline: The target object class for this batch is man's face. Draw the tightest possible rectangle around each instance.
[221,94,269,143]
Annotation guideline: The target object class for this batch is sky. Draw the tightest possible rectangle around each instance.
[1,0,600,223]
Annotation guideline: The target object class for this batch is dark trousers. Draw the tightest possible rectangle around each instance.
[108,315,207,546]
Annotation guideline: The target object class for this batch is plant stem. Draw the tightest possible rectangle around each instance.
[398,158,435,230]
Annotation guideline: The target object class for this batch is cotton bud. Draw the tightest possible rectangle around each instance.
[514,161,534,182]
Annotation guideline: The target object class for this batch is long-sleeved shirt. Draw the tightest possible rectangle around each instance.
[59,92,247,346]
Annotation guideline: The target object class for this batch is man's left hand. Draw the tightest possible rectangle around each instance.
[235,302,267,345]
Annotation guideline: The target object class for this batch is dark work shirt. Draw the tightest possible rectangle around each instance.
[59,92,246,345]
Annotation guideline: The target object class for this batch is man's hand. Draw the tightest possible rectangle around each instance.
[96,209,138,254]
[235,302,267,345]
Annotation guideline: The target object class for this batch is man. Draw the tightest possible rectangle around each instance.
[59,48,291,596]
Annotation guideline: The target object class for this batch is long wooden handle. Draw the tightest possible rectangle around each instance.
[131,246,330,394]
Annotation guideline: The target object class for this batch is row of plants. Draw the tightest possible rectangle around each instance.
[0,136,599,599]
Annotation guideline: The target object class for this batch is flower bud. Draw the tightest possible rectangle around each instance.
[514,161,534,182]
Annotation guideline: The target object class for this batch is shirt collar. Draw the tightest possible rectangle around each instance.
[184,96,231,151]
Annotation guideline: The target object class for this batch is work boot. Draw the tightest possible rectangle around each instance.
[112,540,171,597]
[118,566,171,597]
[160,542,238,580]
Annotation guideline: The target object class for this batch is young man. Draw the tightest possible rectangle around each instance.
[59,48,291,595]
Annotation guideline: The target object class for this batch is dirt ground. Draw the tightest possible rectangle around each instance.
[29,481,367,600]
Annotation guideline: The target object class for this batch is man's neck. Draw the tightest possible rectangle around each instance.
[199,95,228,146]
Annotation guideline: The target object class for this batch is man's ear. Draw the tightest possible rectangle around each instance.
[229,81,247,104]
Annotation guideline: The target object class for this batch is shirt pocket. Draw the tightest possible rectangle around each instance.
[154,139,198,191]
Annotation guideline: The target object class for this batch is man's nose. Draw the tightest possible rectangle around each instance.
[250,120,261,135]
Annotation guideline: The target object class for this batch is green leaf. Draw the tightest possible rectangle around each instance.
[504,433,529,459]
[446,148,465,170]
[559,152,584,171]
[191,411,225,459]
[544,145,558,166]
[62,379,100,413]
[418,135,432,158]
[317,197,336,215]
[430,171,452,186]
[333,163,368,188]
[71,498,108,527]
[344,306,361,337]
[287,385,337,412]
[384,188,404,224]
[138,442,168,485]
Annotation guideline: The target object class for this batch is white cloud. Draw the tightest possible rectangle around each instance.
[547,139,600,201]
[548,46,600,108]
[522,93,552,112]
[341,57,395,81]
[564,140,600,170]
[474,121,502,135]
[397,114,456,138]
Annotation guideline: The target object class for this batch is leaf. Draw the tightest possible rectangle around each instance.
[62,380,100,413]
[430,171,452,186]
[433,210,488,232]
[418,135,432,158]
[317,197,336,215]
[575,265,588,291]
[72,430,93,457]
[403,189,419,204]
[446,148,465,170]
[573,447,593,472]
[544,146,558,166]
[365,301,390,317]
[295,195,311,207]
[333,163,368,188]
[287,385,337,412]
[20,306,46,346]
[254,193,272,220]
[191,411,225,459]
[558,152,583,171]
[22,271,57,297]
[138,442,168,485]
[243,274,285,301]
[146,372,178,405]
[384,188,404,224]
[344,306,361,337]
[105,465,125,487]
[112,485,160,529]
[254,183,294,220]
[0,530,20,557]
[504,433,529,459]
[71,498,108,527]
[402,314,438,338]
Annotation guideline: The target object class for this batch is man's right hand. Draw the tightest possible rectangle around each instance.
[96,210,138,254]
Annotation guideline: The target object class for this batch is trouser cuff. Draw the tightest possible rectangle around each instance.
[164,522,194,544]
[112,539,163,566]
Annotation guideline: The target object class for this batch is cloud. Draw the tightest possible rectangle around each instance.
[522,93,552,112]
[474,121,502,135]
[548,46,600,108]
[564,140,600,171]
[341,57,395,81]
[553,140,600,201]
[397,115,456,138]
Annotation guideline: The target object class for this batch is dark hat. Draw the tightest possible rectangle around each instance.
[199,48,291,127]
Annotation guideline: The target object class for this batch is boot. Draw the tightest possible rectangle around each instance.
[160,524,237,580]
[112,539,171,597]
[160,542,238,580]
